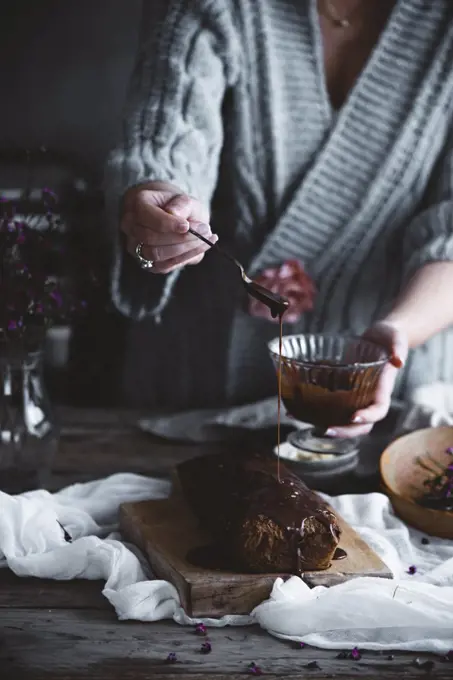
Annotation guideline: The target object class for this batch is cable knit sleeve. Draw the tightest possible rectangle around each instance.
[104,0,240,321]
[403,122,453,280]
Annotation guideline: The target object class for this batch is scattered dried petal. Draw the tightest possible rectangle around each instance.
[166,652,177,664]
[350,647,361,661]
[407,565,417,575]
[444,650,453,662]
[195,623,207,636]
[421,537,430,545]
[336,651,348,659]
[200,642,212,654]
[248,662,263,676]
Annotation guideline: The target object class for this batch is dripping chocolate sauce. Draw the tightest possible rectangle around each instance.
[240,459,343,575]
[243,279,288,482]
[277,313,283,482]
[186,466,346,574]
[244,281,289,321]
[244,282,347,571]
[186,284,347,575]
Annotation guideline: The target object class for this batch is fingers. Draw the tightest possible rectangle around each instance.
[149,243,214,274]
[126,226,218,265]
[120,187,215,273]
[129,219,213,248]
[363,321,408,369]
[126,235,218,274]
[390,332,408,368]
[130,191,210,230]
[133,198,189,234]
[312,322,408,440]
[325,363,397,438]
[326,423,374,438]
[165,193,210,224]
[351,401,390,425]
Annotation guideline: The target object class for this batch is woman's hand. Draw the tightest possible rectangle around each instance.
[326,321,408,438]
[121,181,218,274]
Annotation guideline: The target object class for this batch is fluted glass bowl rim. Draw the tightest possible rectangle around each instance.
[268,333,390,370]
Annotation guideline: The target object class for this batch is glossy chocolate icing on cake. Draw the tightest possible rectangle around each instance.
[177,452,341,573]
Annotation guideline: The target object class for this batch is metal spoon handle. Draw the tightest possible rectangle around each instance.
[188,226,288,317]
[188,227,245,275]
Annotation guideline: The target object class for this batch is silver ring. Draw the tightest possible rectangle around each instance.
[135,242,154,270]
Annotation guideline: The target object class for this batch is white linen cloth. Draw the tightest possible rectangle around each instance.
[1,385,453,653]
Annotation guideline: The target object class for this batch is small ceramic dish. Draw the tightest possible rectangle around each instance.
[274,436,359,491]
[380,426,453,539]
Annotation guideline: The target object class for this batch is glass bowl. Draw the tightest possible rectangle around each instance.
[268,333,389,454]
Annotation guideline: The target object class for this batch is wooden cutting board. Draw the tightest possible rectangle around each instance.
[120,495,392,618]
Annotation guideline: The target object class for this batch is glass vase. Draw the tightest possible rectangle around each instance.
[0,347,58,494]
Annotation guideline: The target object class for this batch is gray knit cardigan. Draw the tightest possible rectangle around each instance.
[105,0,453,410]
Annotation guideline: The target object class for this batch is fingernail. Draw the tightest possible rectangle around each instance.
[212,234,219,243]
[325,428,338,437]
[176,221,189,233]
[352,415,364,424]
[391,355,404,369]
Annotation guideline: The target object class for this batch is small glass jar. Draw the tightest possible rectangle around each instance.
[0,346,58,493]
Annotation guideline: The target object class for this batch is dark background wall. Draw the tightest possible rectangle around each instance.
[1,0,141,177]
[1,1,143,405]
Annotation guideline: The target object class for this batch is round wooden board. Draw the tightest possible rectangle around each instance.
[380,426,453,539]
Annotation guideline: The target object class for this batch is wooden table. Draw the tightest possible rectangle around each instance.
[1,408,450,679]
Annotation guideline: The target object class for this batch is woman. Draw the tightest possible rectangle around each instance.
[105,0,453,437]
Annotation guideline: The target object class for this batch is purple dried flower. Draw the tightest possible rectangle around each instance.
[195,623,207,636]
[166,652,177,664]
[445,650,453,662]
[248,662,263,676]
[407,565,417,575]
[350,647,361,661]
[50,289,63,307]
[0,182,97,343]
[42,187,58,200]
[446,447,453,455]
[298,642,305,649]
[200,641,211,654]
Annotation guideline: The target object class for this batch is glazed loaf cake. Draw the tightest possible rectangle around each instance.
[177,452,341,573]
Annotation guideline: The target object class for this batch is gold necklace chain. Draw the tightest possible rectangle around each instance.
[322,0,362,29]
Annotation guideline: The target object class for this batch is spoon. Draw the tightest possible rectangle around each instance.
[188,227,289,318]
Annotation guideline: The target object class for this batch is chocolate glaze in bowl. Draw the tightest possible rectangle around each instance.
[268,334,389,429]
